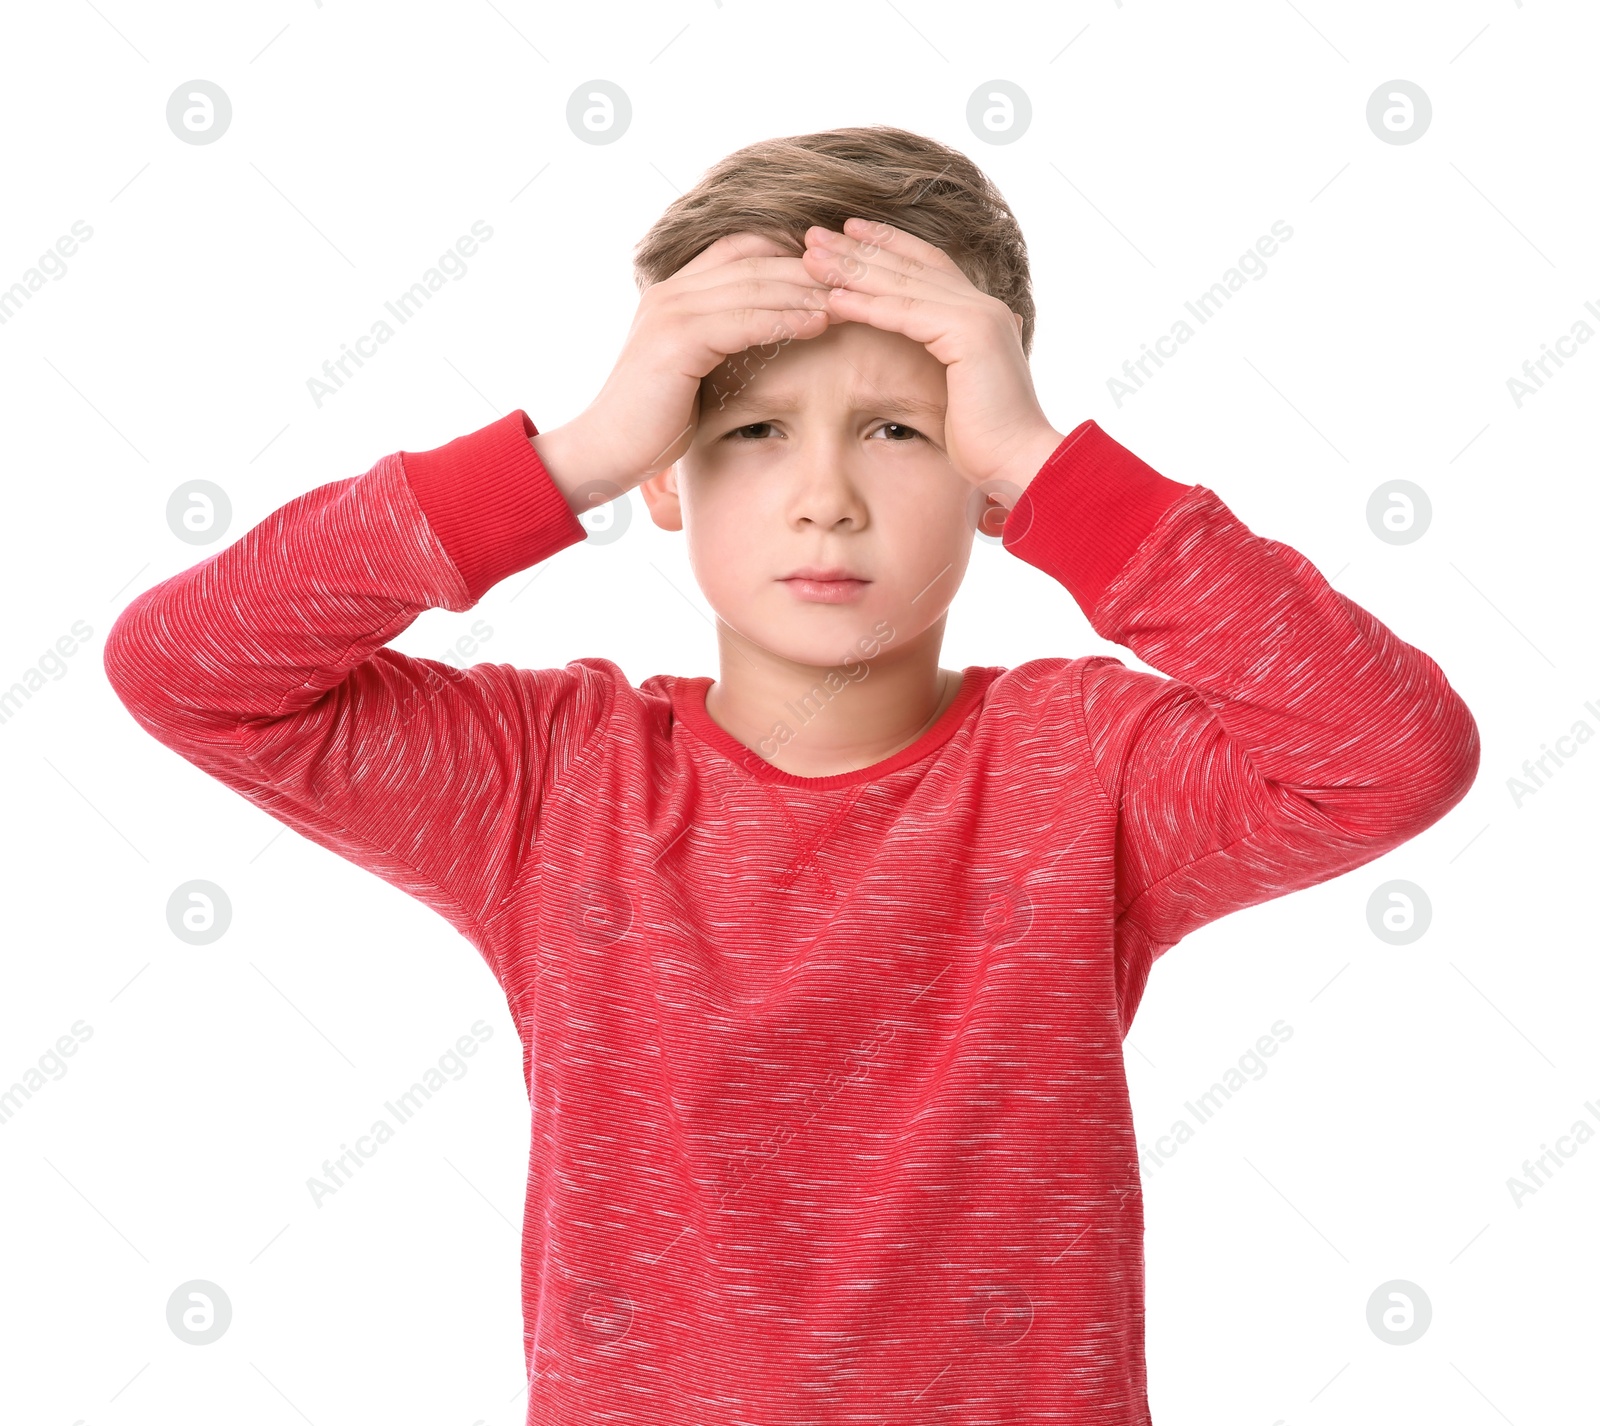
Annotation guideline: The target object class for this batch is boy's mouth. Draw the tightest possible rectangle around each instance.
[778,566,871,604]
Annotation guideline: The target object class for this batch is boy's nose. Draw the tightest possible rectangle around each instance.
[786,441,868,529]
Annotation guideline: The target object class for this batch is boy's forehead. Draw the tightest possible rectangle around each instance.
[704,325,947,415]
[711,378,947,420]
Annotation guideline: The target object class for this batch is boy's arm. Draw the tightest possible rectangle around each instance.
[103,234,847,988]
[795,217,1475,964]
[1002,420,1480,984]
[103,410,600,986]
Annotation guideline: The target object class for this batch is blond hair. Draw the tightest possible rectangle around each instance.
[631,125,1037,357]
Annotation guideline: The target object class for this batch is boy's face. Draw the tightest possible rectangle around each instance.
[640,320,984,671]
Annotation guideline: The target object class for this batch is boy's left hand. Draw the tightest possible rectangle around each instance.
[802,217,1066,503]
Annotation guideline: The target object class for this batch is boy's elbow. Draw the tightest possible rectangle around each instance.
[1437,698,1482,807]
[1293,690,1480,849]
[103,594,151,715]
[1378,691,1482,841]
[103,585,200,740]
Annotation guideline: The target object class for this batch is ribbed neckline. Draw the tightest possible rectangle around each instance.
[671,665,995,789]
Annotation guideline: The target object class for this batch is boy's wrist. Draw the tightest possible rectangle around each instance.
[529,418,645,517]
[1001,420,1192,615]
[401,409,589,603]
[526,421,591,515]
[994,423,1075,503]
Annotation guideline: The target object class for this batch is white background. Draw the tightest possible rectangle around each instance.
[1,1,1595,1423]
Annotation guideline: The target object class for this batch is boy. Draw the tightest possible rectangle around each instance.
[104,126,1479,1423]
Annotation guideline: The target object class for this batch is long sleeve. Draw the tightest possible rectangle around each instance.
[1002,419,1480,973]
[103,409,603,988]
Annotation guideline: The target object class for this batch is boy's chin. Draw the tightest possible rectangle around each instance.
[736,615,896,675]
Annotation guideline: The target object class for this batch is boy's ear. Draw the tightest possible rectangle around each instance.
[639,463,683,532]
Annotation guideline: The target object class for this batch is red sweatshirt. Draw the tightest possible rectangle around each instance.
[103,410,1478,1423]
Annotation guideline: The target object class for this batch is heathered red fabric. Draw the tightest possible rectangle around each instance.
[104,410,1479,1423]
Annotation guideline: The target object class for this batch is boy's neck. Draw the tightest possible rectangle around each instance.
[704,619,961,779]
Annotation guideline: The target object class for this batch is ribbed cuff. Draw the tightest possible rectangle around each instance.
[1001,419,1192,616]
[400,409,588,604]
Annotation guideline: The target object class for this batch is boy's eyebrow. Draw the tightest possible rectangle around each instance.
[711,384,947,419]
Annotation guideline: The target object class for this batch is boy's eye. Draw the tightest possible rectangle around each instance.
[722,421,924,441]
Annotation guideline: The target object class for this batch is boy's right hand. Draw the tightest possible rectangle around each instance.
[530,233,838,511]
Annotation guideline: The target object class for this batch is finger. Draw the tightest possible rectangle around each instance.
[669,231,796,280]
[670,275,836,319]
[843,216,968,276]
[816,285,955,349]
[806,218,969,287]
[802,246,963,304]
[671,254,829,298]
[803,238,971,304]
[693,306,835,371]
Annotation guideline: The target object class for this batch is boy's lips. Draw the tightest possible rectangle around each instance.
[778,567,871,604]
